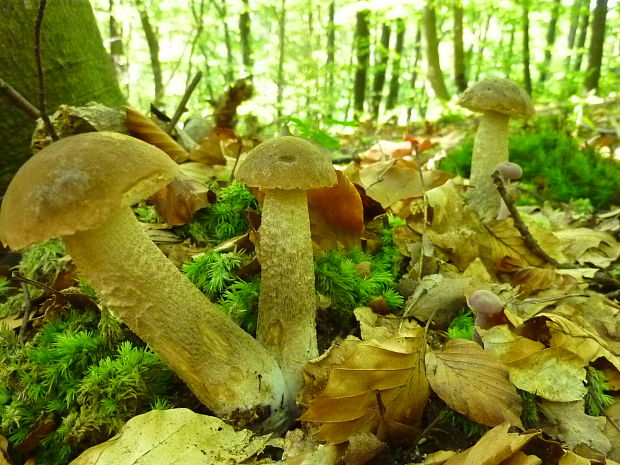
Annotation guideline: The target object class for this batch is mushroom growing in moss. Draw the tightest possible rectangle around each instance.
[458,78,534,222]
[0,132,290,432]
[236,136,337,400]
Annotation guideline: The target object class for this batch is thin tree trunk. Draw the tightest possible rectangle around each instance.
[239,0,253,75]
[453,0,467,92]
[522,0,532,95]
[371,23,391,119]
[276,0,286,117]
[386,18,405,110]
[422,0,450,100]
[584,0,608,92]
[325,1,335,117]
[565,0,583,69]
[186,0,206,87]
[573,5,590,71]
[406,26,423,122]
[539,0,562,84]
[503,24,516,78]
[136,0,164,105]
[353,9,370,117]
[108,0,123,61]
[474,15,491,82]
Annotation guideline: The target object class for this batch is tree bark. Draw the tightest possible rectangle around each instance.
[565,0,583,69]
[276,0,286,117]
[135,1,164,106]
[584,0,608,93]
[386,18,405,110]
[353,9,370,117]
[503,24,516,78]
[538,0,562,84]
[423,0,450,101]
[453,0,467,92]
[473,15,491,82]
[522,0,532,95]
[371,23,391,119]
[239,0,253,75]
[0,0,124,194]
[406,26,423,122]
[325,1,336,117]
[573,5,590,71]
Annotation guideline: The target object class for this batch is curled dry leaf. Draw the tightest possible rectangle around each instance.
[554,228,620,268]
[189,127,243,166]
[149,174,211,226]
[299,317,430,444]
[425,338,523,428]
[307,170,365,249]
[125,107,189,163]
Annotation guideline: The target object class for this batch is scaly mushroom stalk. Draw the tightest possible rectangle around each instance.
[469,110,510,221]
[257,189,317,399]
[64,207,291,430]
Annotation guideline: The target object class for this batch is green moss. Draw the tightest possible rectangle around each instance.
[519,389,540,428]
[585,366,613,416]
[219,279,260,335]
[182,250,246,300]
[439,120,620,209]
[447,310,474,340]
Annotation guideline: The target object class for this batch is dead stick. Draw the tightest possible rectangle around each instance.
[18,281,32,342]
[34,0,59,141]
[166,71,203,134]
[492,171,577,269]
[0,78,41,119]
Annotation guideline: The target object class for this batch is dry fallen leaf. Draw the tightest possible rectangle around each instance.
[425,338,523,428]
[300,316,430,444]
[554,228,620,268]
[149,174,211,225]
[189,127,243,166]
[557,451,592,465]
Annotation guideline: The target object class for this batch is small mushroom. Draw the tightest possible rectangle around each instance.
[495,162,523,220]
[0,132,290,431]
[236,136,337,399]
[458,78,534,222]
[467,289,503,344]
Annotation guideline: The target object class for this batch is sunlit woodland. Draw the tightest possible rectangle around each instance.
[0,0,619,464]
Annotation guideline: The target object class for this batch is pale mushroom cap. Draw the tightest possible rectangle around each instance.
[236,136,337,189]
[458,78,534,119]
[0,131,179,250]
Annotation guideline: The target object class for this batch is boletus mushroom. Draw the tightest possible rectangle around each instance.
[236,136,337,400]
[0,132,290,432]
[458,78,534,222]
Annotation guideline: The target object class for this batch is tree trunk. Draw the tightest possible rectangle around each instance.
[503,24,516,78]
[473,15,491,81]
[0,0,124,194]
[371,23,391,119]
[406,26,423,122]
[573,6,590,71]
[538,0,562,84]
[584,0,608,93]
[522,0,532,95]
[386,18,405,110]
[276,0,287,117]
[136,1,164,106]
[423,0,450,101]
[453,0,467,92]
[325,1,335,118]
[108,0,124,67]
[239,0,253,75]
[353,9,370,117]
[565,0,583,69]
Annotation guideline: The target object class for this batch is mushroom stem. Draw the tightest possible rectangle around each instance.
[64,206,291,432]
[257,189,318,400]
[469,110,510,222]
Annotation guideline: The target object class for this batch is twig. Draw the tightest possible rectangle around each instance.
[11,273,61,297]
[229,143,244,182]
[166,71,203,134]
[18,282,32,342]
[492,171,577,269]
[0,78,41,119]
[34,0,59,141]
[413,144,429,280]
[365,159,396,190]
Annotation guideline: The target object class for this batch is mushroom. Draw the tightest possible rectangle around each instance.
[458,78,534,222]
[495,162,523,220]
[0,132,290,432]
[236,136,337,399]
[467,289,503,344]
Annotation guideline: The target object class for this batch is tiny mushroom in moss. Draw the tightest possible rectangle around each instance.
[0,132,291,432]
[236,135,337,400]
[458,78,534,222]
[495,161,523,220]
[468,289,504,344]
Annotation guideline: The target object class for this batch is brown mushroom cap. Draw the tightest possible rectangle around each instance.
[0,131,178,250]
[458,78,534,119]
[236,136,337,189]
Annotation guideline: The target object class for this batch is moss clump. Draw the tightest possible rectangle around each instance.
[0,308,173,465]
[447,310,474,340]
[585,366,613,416]
[183,250,246,300]
[439,120,620,209]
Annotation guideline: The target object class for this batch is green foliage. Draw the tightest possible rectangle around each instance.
[134,204,159,223]
[19,239,69,284]
[0,277,12,298]
[0,309,173,465]
[285,117,340,149]
[585,366,614,416]
[439,120,620,209]
[519,389,540,428]
[443,407,488,439]
[447,310,474,340]
[182,250,245,299]
[219,279,260,334]
[182,183,257,243]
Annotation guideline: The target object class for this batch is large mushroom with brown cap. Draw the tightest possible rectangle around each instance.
[0,131,291,432]
[458,78,534,222]
[236,136,337,400]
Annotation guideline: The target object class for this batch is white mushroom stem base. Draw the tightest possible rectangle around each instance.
[468,110,510,223]
[64,207,291,432]
[257,189,318,401]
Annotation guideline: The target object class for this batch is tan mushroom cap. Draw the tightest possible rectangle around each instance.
[0,131,179,250]
[458,78,534,119]
[236,136,337,189]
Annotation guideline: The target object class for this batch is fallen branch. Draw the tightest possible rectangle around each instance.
[34,0,59,141]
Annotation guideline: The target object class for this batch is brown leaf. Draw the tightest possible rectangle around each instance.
[149,174,211,226]
[188,127,243,166]
[425,339,523,428]
[299,319,430,444]
[125,107,189,163]
[307,170,365,249]
[503,263,577,295]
